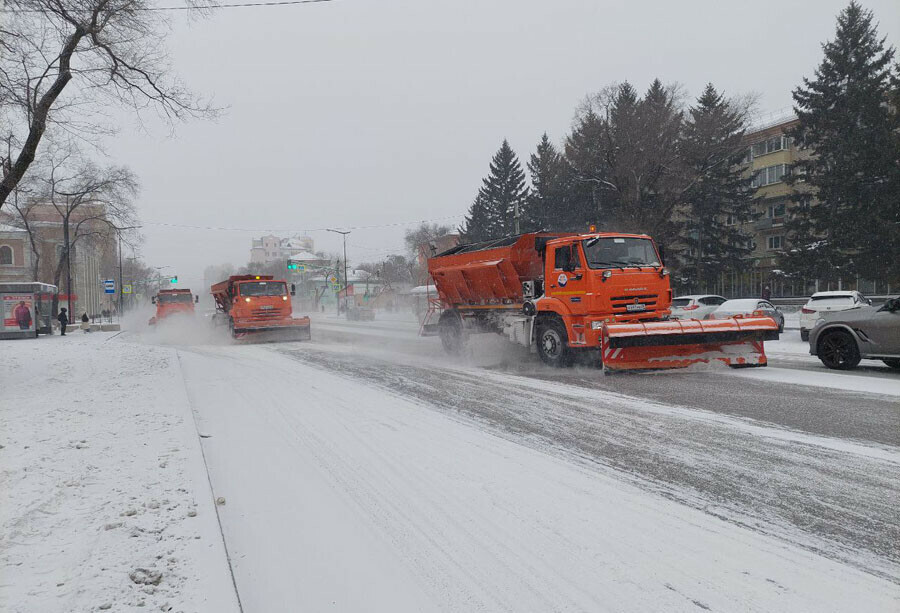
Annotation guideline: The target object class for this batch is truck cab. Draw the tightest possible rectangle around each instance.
[536,233,671,345]
[150,289,197,325]
[210,274,311,341]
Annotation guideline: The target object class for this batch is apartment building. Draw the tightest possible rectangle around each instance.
[250,235,315,265]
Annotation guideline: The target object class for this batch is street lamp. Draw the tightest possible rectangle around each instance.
[326,229,351,313]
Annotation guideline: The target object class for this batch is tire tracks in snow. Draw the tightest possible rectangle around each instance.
[274,343,900,585]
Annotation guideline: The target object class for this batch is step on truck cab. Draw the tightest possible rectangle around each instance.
[210,274,311,341]
[427,232,779,371]
[149,288,198,325]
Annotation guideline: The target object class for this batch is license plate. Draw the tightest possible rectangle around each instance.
[260,306,274,310]
[625,303,646,312]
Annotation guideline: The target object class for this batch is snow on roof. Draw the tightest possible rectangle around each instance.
[288,251,326,262]
[407,285,437,295]
[0,223,26,233]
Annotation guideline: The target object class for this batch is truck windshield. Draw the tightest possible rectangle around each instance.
[239,281,287,297]
[158,293,193,304]
[582,237,660,269]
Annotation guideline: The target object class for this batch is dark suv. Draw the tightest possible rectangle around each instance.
[809,296,900,370]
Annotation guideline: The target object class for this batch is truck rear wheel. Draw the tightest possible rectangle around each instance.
[438,311,466,355]
[536,318,573,367]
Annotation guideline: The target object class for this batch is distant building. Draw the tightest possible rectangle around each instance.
[415,233,460,286]
[0,202,115,316]
[0,224,32,283]
[250,235,316,265]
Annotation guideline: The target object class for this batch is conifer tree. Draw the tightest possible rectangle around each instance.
[460,140,529,242]
[522,133,572,231]
[782,2,900,283]
[680,84,755,290]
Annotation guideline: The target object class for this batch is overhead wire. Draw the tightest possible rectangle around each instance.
[0,0,337,13]
[142,214,465,234]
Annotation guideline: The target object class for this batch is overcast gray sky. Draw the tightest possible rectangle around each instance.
[105,0,900,289]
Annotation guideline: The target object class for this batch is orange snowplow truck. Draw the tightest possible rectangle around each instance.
[149,288,197,325]
[210,275,311,341]
[427,232,779,371]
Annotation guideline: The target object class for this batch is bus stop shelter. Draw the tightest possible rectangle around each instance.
[0,282,58,340]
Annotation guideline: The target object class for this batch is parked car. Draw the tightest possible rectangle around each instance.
[809,296,900,370]
[799,290,871,341]
[709,298,785,332]
[669,295,727,320]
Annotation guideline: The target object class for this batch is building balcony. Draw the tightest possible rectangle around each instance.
[753,217,785,231]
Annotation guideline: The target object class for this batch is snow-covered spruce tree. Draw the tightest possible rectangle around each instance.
[459,140,529,243]
[522,133,573,232]
[782,1,900,284]
[679,84,755,292]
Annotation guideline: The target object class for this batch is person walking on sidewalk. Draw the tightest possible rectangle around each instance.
[57,308,69,336]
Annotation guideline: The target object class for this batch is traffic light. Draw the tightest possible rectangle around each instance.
[287,261,297,270]
[170,276,177,284]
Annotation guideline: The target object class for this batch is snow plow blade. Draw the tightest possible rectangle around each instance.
[232,317,311,342]
[601,317,780,371]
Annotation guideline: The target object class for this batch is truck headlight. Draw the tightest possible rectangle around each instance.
[245,297,251,303]
[282,296,288,301]
[591,321,604,330]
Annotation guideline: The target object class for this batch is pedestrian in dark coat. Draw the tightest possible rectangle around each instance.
[57,308,69,336]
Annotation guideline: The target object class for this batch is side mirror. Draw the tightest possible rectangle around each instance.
[195,295,199,303]
[657,245,666,265]
[290,283,296,296]
[151,296,156,304]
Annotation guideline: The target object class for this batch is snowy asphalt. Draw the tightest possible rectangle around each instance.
[271,317,900,583]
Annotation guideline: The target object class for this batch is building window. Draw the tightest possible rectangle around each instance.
[725,214,736,226]
[767,202,786,219]
[752,164,788,188]
[767,235,783,251]
[750,135,790,158]
[0,245,13,265]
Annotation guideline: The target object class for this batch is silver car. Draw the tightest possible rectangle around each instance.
[809,296,900,370]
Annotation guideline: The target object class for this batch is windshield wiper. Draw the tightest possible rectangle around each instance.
[591,261,625,271]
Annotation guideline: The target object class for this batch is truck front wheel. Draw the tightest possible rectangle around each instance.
[536,318,573,367]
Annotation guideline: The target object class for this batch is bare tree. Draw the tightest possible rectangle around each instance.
[35,147,139,315]
[0,0,214,211]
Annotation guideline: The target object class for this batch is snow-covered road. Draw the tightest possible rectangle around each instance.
[4,317,899,612]
[177,341,898,611]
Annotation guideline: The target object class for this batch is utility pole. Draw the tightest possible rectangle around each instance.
[327,229,351,313]
[64,194,73,322]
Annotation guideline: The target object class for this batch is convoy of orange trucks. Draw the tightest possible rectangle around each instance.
[210,274,311,341]
[426,231,780,372]
[149,288,198,326]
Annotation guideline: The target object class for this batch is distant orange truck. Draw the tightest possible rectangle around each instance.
[211,274,311,341]
[149,288,198,325]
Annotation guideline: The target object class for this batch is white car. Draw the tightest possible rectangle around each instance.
[669,295,727,320]
[709,298,785,332]
[799,291,871,341]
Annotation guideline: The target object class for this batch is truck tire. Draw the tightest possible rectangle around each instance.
[536,318,573,367]
[817,330,861,370]
[438,310,465,355]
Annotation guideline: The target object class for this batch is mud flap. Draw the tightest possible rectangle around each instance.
[601,317,780,372]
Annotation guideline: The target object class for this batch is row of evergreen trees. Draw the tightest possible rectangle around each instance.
[460,2,900,289]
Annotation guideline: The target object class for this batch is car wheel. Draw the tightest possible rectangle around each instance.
[883,358,900,370]
[800,329,809,342]
[817,330,861,370]
[536,318,573,367]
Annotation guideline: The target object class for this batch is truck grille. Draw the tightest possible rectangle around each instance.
[610,294,658,312]
[250,308,286,319]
